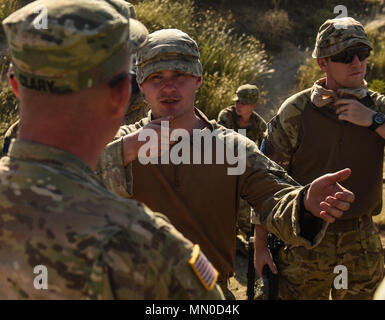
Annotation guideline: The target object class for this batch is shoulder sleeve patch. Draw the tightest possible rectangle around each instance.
[188,244,219,291]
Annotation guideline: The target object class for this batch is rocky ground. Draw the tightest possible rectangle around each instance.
[229,249,248,300]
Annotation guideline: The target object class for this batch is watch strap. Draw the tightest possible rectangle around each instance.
[368,112,385,131]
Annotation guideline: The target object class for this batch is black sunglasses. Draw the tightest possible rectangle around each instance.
[108,72,130,88]
[330,46,371,64]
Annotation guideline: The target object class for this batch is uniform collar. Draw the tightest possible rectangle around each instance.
[8,139,98,180]
[231,105,257,127]
[310,77,368,108]
[147,107,215,131]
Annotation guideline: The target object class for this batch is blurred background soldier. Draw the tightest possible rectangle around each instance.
[218,84,266,147]
[218,84,267,255]
[124,70,150,125]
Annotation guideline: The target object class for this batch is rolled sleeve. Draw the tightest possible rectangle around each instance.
[97,137,133,198]
[261,185,328,249]
[241,140,327,249]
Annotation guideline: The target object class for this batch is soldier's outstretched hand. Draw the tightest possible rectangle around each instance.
[303,168,355,223]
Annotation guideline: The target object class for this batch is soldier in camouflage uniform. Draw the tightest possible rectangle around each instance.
[218,84,267,147]
[124,71,149,125]
[218,84,267,252]
[0,0,224,299]
[97,28,357,300]
[256,17,385,299]
[2,67,148,157]
[1,0,144,155]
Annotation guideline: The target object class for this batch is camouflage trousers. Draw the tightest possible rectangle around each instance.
[277,217,384,300]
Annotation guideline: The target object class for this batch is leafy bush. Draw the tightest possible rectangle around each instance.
[133,0,273,120]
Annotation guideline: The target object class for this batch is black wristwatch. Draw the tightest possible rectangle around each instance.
[368,112,385,131]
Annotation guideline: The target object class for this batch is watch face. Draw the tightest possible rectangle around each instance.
[374,112,385,125]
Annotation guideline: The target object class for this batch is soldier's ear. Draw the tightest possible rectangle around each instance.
[195,76,202,90]
[109,74,131,119]
[8,66,20,99]
[197,76,202,88]
[138,82,144,93]
[317,58,328,72]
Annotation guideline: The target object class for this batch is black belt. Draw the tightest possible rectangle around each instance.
[327,215,372,233]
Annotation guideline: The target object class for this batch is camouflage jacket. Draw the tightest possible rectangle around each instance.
[0,140,223,300]
[264,87,385,171]
[217,106,267,147]
[97,108,330,279]
[264,87,385,219]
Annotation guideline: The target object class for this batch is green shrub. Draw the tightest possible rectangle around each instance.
[367,28,385,86]
[0,0,22,147]
[0,83,18,148]
[369,79,385,94]
[133,0,272,120]
[0,52,17,148]
[0,0,18,22]
[295,56,323,92]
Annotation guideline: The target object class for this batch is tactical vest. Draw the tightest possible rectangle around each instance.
[290,93,384,219]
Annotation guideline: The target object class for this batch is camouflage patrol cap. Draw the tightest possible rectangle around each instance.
[312,17,372,58]
[2,0,148,93]
[136,28,203,84]
[233,84,259,104]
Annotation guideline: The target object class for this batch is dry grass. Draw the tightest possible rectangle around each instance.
[0,0,18,24]
[295,56,324,92]
[255,9,293,51]
[133,0,273,120]
[0,82,18,148]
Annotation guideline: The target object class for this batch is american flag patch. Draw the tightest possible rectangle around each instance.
[188,244,219,291]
